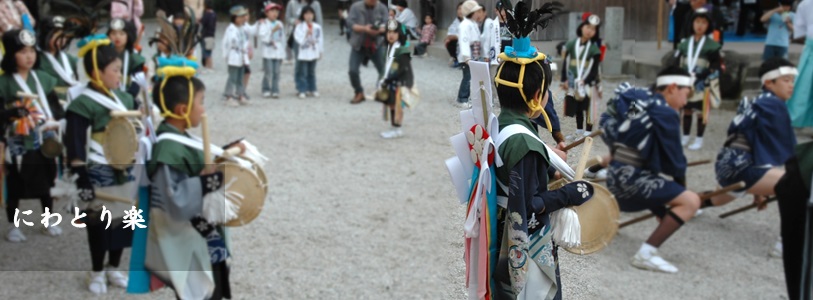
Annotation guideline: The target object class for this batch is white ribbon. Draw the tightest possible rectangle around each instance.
[574,40,593,98]
[686,36,706,82]
[379,41,400,87]
[496,124,576,180]
[42,52,79,86]
[120,51,129,91]
[13,72,52,119]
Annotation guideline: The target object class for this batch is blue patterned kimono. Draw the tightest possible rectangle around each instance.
[715,91,796,190]
[599,83,653,148]
[607,93,687,214]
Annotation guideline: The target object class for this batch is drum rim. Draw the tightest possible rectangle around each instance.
[218,161,267,227]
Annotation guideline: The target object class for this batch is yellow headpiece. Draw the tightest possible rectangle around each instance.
[156,65,197,128]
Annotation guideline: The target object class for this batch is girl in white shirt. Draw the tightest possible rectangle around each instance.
[294,6,323,99]
[259,3,286,98]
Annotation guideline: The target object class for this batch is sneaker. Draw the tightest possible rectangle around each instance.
[238,98,250,106]
[6,227,26,242]
[271,93,279,99]
[456,101,471,109]
[770,239,783,258]
[583,131,592,137]
[688,137,703,151]
[88,271,107,294]
[681,135,690,147]
[312,91,320,98]
[298,93,306,99]
[380,128,404,139]
[225,98,239,107]
[262,92,272,98]
[106,269,128,288]
[43,224,62,236]
[631,250,678,274]
[595,169,607,179]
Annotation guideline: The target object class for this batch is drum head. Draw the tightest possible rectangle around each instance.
[103,117,138,170]
[563,183,619,255]
[219,162,266,227]
[238,154,269,193]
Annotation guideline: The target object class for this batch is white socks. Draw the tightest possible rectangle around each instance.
[689,137,703,150]
[681,135,690,146]
[637,243,658,258]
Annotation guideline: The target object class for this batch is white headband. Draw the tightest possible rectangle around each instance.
[760,66,798,83]
[656,75,693,87]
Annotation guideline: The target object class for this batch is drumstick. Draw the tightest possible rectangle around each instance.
[109,110,143,118]
[96,191,135,204]
[687,159,712,167]
[619,181,746,228]
[719,196,778,219]
[563,130,603,151]
[202,114,212,165]
[574,137,594,181]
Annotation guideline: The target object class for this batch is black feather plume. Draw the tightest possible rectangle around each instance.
[503,1,566,38]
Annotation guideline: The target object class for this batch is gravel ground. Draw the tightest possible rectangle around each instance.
[0,20,787,299]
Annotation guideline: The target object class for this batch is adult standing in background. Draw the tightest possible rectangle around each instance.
[394,0,419,39]
[156,0,184,18]
[668,0,692,50]
[787,0,813,130]
[444,2,464,68]
[347,0,387,104]
[184,0,204,21]
[736,0,765,36]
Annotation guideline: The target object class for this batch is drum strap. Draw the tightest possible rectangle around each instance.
[81,88,127,112]
[43,52,79,86]
[494,124,576,208]
[156,133,250,168]
[14,72,53,119]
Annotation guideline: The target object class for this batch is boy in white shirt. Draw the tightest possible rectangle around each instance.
[455,0,485,107]
[259,2,286,98]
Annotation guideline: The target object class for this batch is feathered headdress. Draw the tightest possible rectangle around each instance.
[494,0,564,108]
[155,6,201,58]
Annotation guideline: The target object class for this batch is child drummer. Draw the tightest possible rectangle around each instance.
[0,28,65,241]
[492,2,593,298]
[63,35,140,294]
[144,58,244,300]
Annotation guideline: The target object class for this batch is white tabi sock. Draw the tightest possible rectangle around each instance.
[637,243,658,258]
